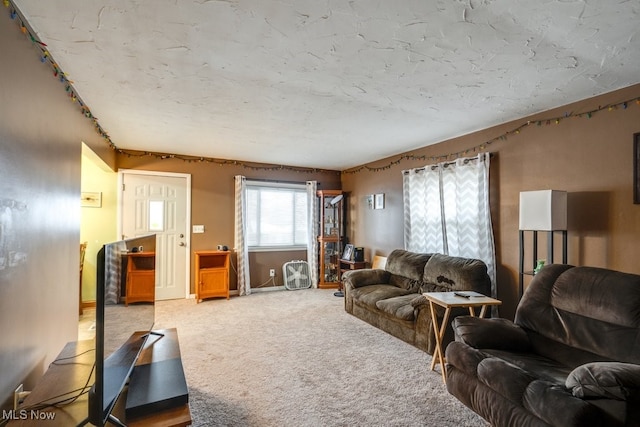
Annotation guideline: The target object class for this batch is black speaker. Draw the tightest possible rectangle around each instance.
[353,247,364,262]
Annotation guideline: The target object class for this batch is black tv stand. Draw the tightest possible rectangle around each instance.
[8,328,191,427]
[142,329,166,341]
[125,357,189,419]
[107,413,126,427]
[76,413,125,427]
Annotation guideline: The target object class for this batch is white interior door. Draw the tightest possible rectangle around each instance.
[120,171,190,300]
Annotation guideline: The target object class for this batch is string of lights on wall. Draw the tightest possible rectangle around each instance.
[6,0,640,176]
[342,97,640,174]
[4,0,116,149]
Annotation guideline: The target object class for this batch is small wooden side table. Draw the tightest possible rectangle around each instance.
[335,259,367,297]
[423,291,502,383]
[125,252,156,306]
[194,250,230,303]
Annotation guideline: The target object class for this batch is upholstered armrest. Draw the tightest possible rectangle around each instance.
[410,294,429,308]
[342,269,390,289]
[566,362,640,401]
[451,316,532,352]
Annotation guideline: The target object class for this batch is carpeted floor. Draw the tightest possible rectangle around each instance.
[149,288,488,427]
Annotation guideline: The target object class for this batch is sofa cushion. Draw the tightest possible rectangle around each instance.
[452,316,532,352]
[523,380,603,427]
[421,253,491,296]
[566,362,640,400]
[477,357,536,404]
[483,349,573,385]
[385,249,431,290]
[388,275,422,292]
[516,265,640,365]
[350,284,413,309]
[375,294,419,321]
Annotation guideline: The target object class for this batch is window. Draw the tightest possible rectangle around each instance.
[148,200,164,231]
[246,182,308,250]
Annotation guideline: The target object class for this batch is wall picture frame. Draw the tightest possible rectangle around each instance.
[367,194,374,209]
[374,193,385,209]
[81,191,102,208]
[342,244,354,261]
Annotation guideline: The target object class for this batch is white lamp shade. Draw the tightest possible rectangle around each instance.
[519,190,567,231]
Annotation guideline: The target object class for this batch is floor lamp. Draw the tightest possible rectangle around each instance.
[518,190,568,298]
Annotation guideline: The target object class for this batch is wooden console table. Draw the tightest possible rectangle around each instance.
[8,328,191,427]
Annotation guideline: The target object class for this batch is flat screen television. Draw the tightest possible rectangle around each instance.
[86,234,157,427]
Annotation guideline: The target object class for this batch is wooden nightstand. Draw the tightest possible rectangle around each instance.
[194,250,230,303]
[126,252,156,306]
[334,259,367,297]
[339,259,367,276]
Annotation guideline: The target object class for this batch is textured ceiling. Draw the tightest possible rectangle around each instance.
[12,0,640,170]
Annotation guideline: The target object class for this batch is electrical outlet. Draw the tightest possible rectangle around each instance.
[269,269,276,277]
[14,384,30,410]
[14,384,23,410]
[13,384,31,411]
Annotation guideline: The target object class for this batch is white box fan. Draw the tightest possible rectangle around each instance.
[282,260,312,290]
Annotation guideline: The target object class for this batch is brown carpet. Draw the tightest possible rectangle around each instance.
[152,288,488,427]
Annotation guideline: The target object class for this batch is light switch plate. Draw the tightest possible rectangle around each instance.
[192,225,205,233]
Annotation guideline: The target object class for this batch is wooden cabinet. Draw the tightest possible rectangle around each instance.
[126,252,156,306]
[194,250,230,303]
[317,190,345,289]
[339,259,367,276]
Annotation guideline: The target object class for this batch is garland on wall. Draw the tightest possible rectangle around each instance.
[5,0,640,176]
[3,0,338,175]
[117,150,340,174]
[342,96,640,174]
[4,0,116,149]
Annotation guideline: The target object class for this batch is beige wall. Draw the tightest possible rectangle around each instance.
[80,146,118,302]
[3,0,640,410]
[342,84,640,319]
[0,13,107,408]
[116,155,342,292]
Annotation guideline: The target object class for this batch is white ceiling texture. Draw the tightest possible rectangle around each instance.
[12,0,640,170]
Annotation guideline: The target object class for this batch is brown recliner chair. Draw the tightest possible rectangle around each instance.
[445,264,640,427]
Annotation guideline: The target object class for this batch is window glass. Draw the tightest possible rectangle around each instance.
[149,200,164,231]
[246,184,308,250]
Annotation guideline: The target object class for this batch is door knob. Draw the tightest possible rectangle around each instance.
[179,242,186,247]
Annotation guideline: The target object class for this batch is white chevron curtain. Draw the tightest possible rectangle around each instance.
[402,153,496,298]
[234,175,251,295]
[306,181,319,288]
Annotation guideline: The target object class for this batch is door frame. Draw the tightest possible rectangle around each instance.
[117,169,192,300]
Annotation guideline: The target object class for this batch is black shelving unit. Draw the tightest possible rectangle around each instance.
[518,230,567,298]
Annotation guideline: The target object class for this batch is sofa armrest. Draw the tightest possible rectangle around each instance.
[566,362,640,401]
[342,269,390,289]
[452,316,532,352]
[410,294,429,308]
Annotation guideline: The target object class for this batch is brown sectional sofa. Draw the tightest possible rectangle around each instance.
[342,249,492,354]
[445,264,640,427]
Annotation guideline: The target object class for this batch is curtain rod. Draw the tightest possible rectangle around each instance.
[403,153,493,174]
[237,177,308,185]
[240,178,323,188]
